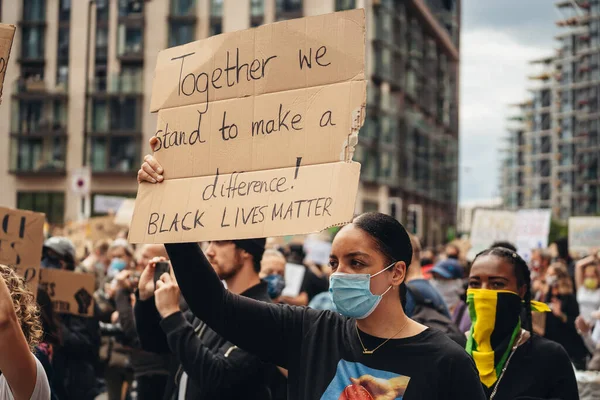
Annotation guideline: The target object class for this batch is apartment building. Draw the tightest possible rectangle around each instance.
[501,0,600,220]
[0,0,460,246]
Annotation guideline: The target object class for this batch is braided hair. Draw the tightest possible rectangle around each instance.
[473,247,533,333]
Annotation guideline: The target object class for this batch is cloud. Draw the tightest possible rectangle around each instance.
[461,0,558,48]
[459,28,551,202]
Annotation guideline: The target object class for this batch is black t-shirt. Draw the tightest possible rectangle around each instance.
[165,243,486,400]
[482,334,579,400]
[300,266,329,301]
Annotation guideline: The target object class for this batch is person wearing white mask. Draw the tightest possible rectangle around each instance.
[430,259,471,332]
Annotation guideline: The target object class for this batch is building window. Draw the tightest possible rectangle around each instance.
[169,23,196,47]
[117,25,143,57]
[23,0,46,21]
[116,66,143,93]
[211,0,223,16]
[97,0,109,22]
[171,0,195,16]
[250,0,264,26]
[251,0,264,16]
[210,21,222,36]
[10,136,67,173]
[21,27,45,59]
[88,97,141,173]
[17,192,65,224]
[335,0,355,11]
[59,0,70,22]
[10,98,68,173]
[90,136,139,173]
[276,0,302,19]
[119,0,144,17]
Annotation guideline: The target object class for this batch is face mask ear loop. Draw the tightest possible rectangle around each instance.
[381,285,393,297]
[371,261,397,278]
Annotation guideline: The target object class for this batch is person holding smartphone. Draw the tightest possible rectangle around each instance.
[134,238,286,400]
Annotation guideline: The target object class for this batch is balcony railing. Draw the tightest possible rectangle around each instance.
[10,135,67,174]
[89,75,143,94]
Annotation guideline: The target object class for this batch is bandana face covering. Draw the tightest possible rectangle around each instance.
[466,289,523,388]
[466,288,551,388]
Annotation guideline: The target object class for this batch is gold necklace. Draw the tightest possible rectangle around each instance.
[355,319,410,355]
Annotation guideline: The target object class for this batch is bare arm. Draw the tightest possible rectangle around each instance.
[575,254,597,290]
[0,274,38,400]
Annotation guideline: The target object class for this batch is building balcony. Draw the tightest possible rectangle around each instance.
[9,134,67,175]
[11,78,68,100]
[88,75,143,95]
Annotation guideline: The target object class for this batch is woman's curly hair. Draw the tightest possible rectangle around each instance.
[0,264,43,351]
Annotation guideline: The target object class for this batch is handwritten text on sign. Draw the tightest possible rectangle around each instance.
[129,10,366,243]
[0,207,45,292]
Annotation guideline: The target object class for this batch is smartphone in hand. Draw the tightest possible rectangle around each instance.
[154,261,170,286]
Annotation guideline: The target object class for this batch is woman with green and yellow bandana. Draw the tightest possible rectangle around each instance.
[466,247,579,400]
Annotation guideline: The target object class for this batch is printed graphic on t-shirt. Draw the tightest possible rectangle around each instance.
[321,360,411,400]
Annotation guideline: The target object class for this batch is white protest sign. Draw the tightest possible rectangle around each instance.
[569,217,600,256]
[93,195,127,214]
[129,9,366,244]
[304,235,332,266]
[115,199,136,227]
[514,209,551,262]
[468,209,516,259]
[281,263,306,298]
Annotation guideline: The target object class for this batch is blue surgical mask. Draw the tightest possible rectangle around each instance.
[264,274,286,299]
[109,258,127,272]
[329,262,395,319]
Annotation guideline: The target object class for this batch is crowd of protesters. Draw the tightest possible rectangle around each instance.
[2,147,600,399]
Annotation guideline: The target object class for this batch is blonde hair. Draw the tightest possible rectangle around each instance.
[0,265,43,351]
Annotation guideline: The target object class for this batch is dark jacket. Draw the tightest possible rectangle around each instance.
[135,280,285,400]
[52,314,102,400]
[114,289,171,378]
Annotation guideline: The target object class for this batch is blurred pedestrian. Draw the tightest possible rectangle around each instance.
[574,251,600,322]
[430,259,471,333]
[42,237,102,400]
[259,249,287,300]
[542,263,589,370]
[405,236,465,346]
[467,247,578,399]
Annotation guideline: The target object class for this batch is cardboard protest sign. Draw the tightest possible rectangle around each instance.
[0,24,15,104]
[569,217,600,256]
[514,209,551,262]
[130,10,365,243]
[0,207,45,293]
[39,268,95,317]
[468,210,516,260]
[88,216,123,241]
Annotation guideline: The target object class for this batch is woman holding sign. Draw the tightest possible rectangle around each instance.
[0,264,51,400]
[137,150,485,400]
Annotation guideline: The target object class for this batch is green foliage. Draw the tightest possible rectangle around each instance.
[548,219,568,244]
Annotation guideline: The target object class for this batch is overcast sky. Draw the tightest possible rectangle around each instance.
[459,0,558,203]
